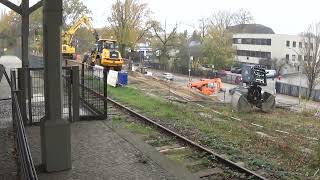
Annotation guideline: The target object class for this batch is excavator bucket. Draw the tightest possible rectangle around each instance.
[231,91,252,112]
[261,92,276,112]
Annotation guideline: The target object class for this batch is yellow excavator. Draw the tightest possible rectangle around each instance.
[90,39,124,71]
[62,16,98,59]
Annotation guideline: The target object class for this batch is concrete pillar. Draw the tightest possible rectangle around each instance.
[40,0,71,172]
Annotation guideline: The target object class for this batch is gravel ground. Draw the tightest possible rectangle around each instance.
[0,99,17,179]
[0,99,12,128]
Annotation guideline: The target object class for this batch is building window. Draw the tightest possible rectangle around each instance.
[292,55,296,61]
[233,38,237,44]
[236,50,271,59]
[298,55,302,61]
[299,42,302,48]
[267,52,271,59]
[256,39,262,45]
[251,39,256,44]
[286,41,290,47]
[233,38,272,46]
[286,54,290,62]
[267,39,271,45]
[261,39,267,45]
[293,41,296,47]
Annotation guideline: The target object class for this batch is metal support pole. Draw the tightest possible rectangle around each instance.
[10,70,17,126]
[21,0,29,68]
[103,68,108,117]
[81,63,85,99]
[21,1,30,121]
[40,0,71,172]
[17,68,27,124]
[298,66,302,105]
[71,66,80,122]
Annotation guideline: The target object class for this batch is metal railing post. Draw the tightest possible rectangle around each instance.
[71,66,80,122]
[27,69,33,124]
[81,63,85,99]
[17,68,28,125]
[103,68,108,117]
[10,70,17,126]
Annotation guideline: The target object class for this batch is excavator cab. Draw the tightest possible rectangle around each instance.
[91,39,123,71]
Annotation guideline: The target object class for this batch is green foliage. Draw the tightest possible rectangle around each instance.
[0,10,20,49]
[74,27,96,53]
[62,0,91,28]
[108,0,150,57]
[201,27,235,69]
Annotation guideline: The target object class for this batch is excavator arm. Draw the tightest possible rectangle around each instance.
[62,15,99,45]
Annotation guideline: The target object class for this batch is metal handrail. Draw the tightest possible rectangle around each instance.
[9,68,38,180]
[12,91,38,180]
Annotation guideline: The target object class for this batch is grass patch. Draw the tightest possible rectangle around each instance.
[107,85,319,179]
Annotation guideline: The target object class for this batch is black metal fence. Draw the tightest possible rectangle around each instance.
[79,62,106,120]
[25,67,73,124]
[10,70,38,180]
[14,60,107,125]
[276,81,320,102]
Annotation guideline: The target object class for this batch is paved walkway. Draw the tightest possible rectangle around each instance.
[26,120,198,180]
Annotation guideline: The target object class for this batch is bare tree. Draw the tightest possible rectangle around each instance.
[151,20,178,70]
[270,58,287,75]
[108,0,150,56]
[301,23,320,99]
[209,10,235,32]
[233,8,254,25]
[198,17,208,42]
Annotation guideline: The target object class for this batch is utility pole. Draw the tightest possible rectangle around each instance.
[289,47,302,105]
[298,65,302,105]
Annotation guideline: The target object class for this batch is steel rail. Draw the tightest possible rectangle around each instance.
[107,97,268,180]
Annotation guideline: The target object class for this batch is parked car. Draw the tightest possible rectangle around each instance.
[218,70,227,77]
[265,69,277,78]
[162,72,174,81]
[231,67,242,74]
[224,66,231,71]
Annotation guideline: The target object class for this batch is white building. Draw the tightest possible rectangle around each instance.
[231,24,304,74]
[135,42,153,61]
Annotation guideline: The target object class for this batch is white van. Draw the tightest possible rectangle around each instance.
[265,69,276,78]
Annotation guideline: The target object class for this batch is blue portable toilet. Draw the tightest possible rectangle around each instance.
[118,71,128,86]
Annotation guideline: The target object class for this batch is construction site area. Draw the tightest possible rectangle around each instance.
[1,0,320,180]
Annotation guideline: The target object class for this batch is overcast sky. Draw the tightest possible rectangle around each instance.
[2,0,320,35]
[84,0,320,35]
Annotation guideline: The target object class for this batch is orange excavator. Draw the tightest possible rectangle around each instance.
[189,78,223,95]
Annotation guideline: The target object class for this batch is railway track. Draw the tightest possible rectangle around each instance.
[107,97,268,180]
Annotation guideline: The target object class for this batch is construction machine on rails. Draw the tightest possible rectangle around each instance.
[231,65,275,112]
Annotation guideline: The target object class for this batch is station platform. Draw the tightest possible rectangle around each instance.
[26,120,198,180]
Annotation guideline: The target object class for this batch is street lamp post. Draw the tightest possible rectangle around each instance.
[289,47,302,105]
